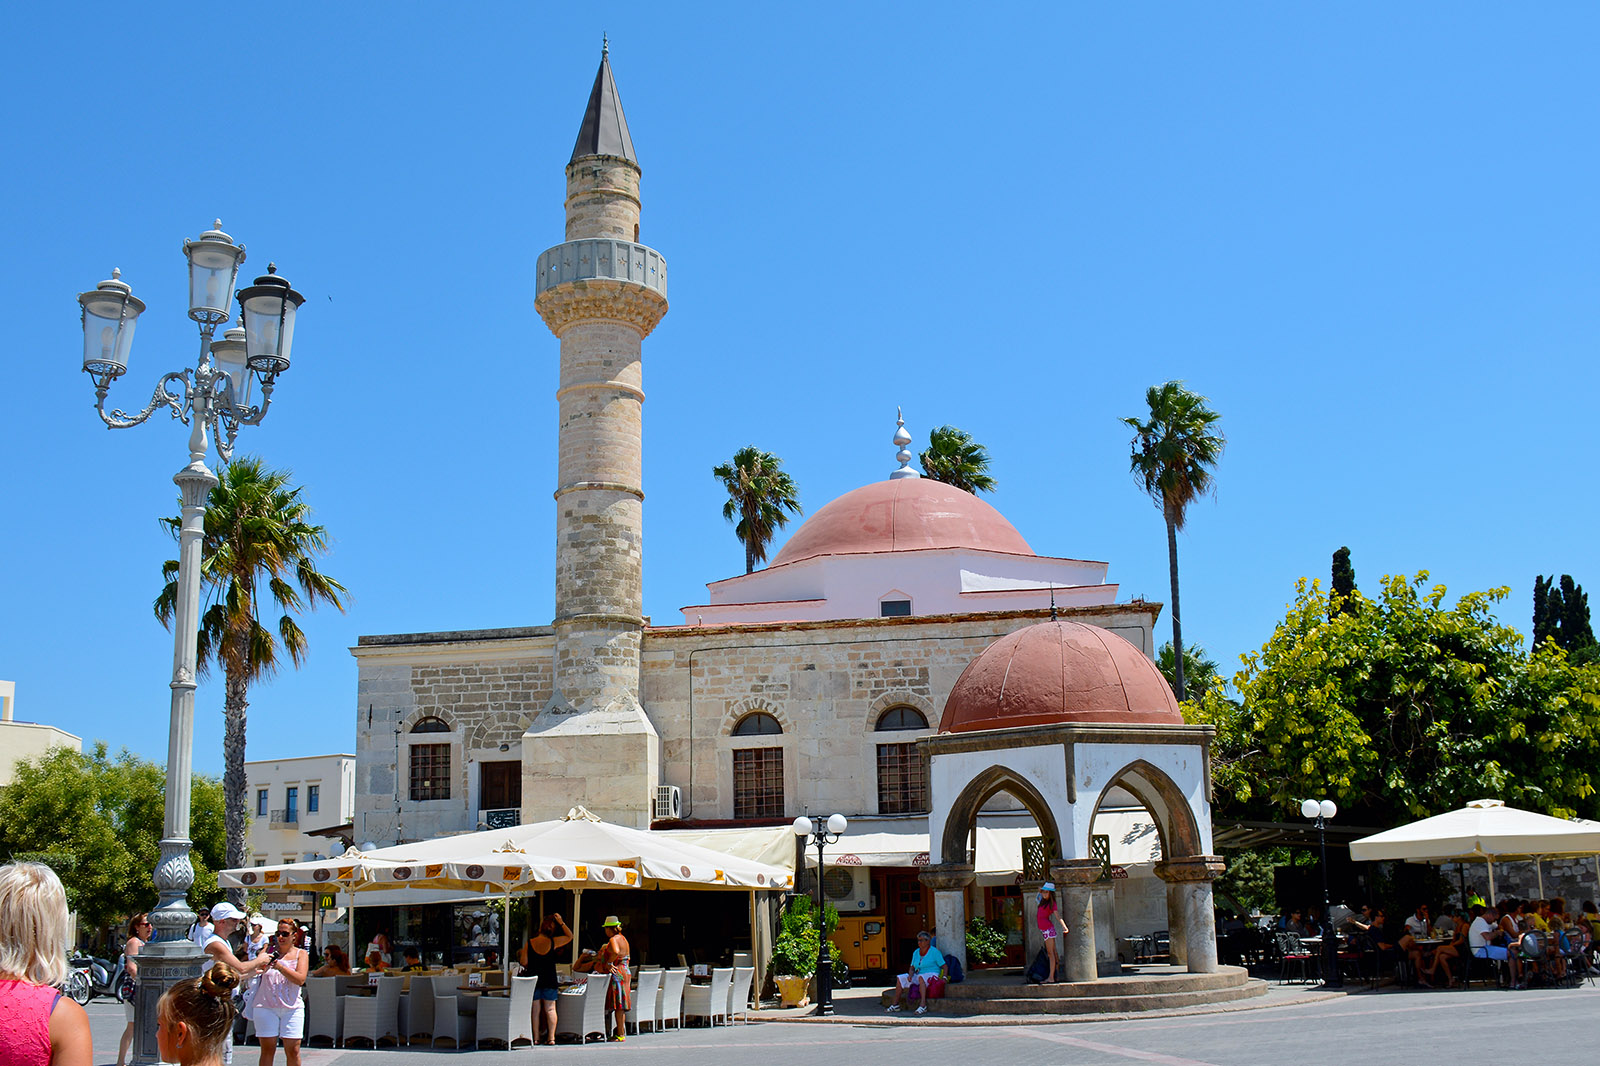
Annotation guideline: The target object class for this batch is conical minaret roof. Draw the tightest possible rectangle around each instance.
[570,41,637,164]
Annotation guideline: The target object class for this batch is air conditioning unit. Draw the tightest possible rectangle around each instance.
[653,785,682,820]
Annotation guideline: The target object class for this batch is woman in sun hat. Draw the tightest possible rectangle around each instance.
[1037,882,1067,983]
[595,916,631,1041]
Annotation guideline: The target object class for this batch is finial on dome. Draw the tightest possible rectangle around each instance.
[1049,584,1058,621]
[602,32,609,58]
[889,407,920,480]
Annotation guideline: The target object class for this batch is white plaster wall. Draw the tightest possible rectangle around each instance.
[244,754,356,862]
[0,721,81,787]
[687,549,1116,624]
[1072,742,1211,858]
[927,744,1071,864]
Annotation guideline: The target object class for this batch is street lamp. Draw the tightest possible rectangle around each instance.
[1301,798,1340,988]
[78,222,303,1064]
[793,813,847,1015]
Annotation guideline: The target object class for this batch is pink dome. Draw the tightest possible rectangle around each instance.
[940,620,1182,732]
[769,478,1033,567]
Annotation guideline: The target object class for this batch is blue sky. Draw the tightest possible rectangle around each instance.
[3,4,1595,774]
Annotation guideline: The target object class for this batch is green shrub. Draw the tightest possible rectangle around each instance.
[966,916,1007,965]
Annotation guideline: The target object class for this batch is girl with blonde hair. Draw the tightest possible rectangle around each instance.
[157,964,240,1066]
[0,861,92,1066]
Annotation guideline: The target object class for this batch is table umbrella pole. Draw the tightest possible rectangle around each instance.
[1535,857,1544,900]
[348,897,357,970]
[572,888,583,965]
[1487,861,1497,907]
[503,888,511,984]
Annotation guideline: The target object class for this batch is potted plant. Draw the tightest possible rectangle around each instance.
[769,898,819,1007]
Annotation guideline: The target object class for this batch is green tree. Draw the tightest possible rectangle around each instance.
[0,745,226,936]
[156,457,347,905]
[712,447,802,574]
[918,425,997,495]
[1195,571,1600,825]
[1122,381,1225,702]
[1331,547,1356,616]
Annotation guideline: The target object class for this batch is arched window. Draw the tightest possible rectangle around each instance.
[876,706,928,731]
[409,716,451,800]
[875,706,929,814]
[731,712,783,736]
[731,711,783,819]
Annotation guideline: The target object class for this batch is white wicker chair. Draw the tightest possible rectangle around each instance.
[656,968,688,1031]
[403,972,434,1044]
[341,976,402,1048]
[303,977,344,1047]
[555,975,611,1044]
[682,967,733,1027]
[726,965,755,1023]
[430,994,477,1048]
[475,976,536,1049]
[626,968,662,1035]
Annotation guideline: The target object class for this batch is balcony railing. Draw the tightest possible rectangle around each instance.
[269,809,298,829]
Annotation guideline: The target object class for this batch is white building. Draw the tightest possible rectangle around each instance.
[244,754,355,922]
[0,681,82,787]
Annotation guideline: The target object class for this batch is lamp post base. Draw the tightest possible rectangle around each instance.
[132,940,207,1065]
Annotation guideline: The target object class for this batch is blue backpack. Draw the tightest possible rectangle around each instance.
[945,952,964,983]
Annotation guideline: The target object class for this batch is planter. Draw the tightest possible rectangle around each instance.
[774,974,810,1008]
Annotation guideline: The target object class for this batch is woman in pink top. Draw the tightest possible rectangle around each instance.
[250,920,309,1066]
[0,861,92,1066]
[1037,881,1068,984]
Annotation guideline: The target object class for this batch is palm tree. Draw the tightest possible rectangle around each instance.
[918,425,997,494]
[713,447,802,574]
[1157,641,1221,701]
[155,457,347,904]
[1123,382,1225,702]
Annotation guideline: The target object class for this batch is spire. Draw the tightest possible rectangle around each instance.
[570,41,637,165]
[889,407,921,480]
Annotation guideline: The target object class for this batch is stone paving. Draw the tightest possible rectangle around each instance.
[84,978,1600,1066]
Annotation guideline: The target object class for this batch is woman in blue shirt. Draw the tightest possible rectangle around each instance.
[886,932,945,1015]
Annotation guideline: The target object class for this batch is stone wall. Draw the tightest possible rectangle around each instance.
[1443,857,1600,907]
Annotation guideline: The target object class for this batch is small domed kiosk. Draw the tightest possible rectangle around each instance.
[920,619,1225,984]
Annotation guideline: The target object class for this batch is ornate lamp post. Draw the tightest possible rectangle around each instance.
[78,222,303,1064]
[1300,798,1340,988]
[792,813,847,1015]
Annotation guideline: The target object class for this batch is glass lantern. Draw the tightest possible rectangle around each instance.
[238,264,305,374]
[78,269,146,379]
[184,221,247,324]
[209,325,251,405]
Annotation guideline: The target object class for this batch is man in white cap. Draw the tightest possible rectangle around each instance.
[201,902,274,1065]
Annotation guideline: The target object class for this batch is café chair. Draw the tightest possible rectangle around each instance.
[626,968,662,1035]
[303,977,344,1047]
[555,974,611,1044]
[726,965,755,1023]
[683,966,733,1027]
[431,993,477,1048]
[342,976,403,1048]
[476,975,536,1049]
[403,973,435,1045]
[657,968,688,1031]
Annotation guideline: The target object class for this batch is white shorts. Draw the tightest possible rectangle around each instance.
[253,1005,305,1040]
[896,973,934,989]
[123,999,136,1021]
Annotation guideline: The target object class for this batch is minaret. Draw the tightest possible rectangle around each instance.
[526,43,669,827]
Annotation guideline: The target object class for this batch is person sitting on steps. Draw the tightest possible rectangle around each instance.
[886,931,945,1015]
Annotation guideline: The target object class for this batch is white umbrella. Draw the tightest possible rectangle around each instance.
[1348,798,1600,903]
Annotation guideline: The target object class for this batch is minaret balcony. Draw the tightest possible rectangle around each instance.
[535,239,668,300]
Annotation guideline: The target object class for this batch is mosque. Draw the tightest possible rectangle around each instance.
[349,48,1222,981]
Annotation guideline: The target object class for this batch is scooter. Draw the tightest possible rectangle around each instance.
[67,953,123,1002]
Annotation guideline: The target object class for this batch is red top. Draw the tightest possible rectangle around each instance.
[0,977,61,1066]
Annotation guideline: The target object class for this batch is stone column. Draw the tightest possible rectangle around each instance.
[1165,882,1188,968]
[1090,881,1120,976]
[920,864,976,973]
[1154,856,1226,973]
[1052,859,1104,983]
[1021,880,1044,966]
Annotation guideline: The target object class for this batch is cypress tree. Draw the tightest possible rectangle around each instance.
[1331,547,1356,616]
[1558,575,1594,651]
[1533,575,1552,645]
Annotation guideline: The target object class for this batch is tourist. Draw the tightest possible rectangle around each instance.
[519,913,571,1046]
[1425,905,1468,987]
[1469,903,1522,988]
[885,931,945,1015]
[190,907,215,947]
[157,965,239,1066]
[595,916,631,1041]
[363,929,392,972]
[401,947,423,971]
[250,920,307,1066]
[198,903,273,1065]
[1036,882,1066,983]
[116,912,151,1066]
[0,862,91,1066]
[308,946,349,978]
[1400,904,1431,985]
[244,918,270,961]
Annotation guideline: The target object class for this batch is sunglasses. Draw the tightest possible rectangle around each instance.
[276,931,295,938]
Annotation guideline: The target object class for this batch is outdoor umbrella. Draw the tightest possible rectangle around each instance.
[1347,798,1600,902]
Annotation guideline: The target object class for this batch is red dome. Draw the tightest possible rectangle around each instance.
[769,478,1033,567]
[939,620,1182,732]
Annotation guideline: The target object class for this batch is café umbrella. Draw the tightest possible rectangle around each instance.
[1347,799,1600,902]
